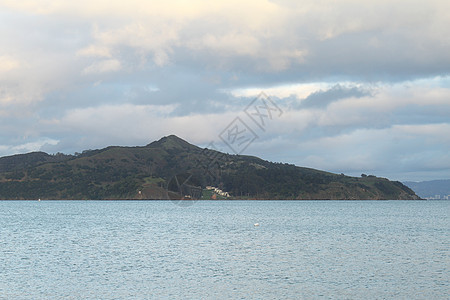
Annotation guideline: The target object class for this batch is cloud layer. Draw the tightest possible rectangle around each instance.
[1,0,449,181]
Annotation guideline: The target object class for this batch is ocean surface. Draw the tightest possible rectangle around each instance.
[0,200,448,299]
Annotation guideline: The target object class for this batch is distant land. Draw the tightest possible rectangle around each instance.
[0,135,420,200]
[403,180,450,200]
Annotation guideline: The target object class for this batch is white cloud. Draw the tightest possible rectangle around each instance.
[2,0,450,76]
[59,103,238,139]
[76,45,112,58]
[284,123,450,175]
[229,81,361,99]
[0,56,20,74]
[395,123,450,143]
[0,0,449,180]
[194,33,260,57]
[0,138,59,157]
[82,59,121,74]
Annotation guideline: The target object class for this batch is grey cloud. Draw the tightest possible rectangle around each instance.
[392,104,450,126]
[245,126,450,182]
[300,84,371,108]
[1,1,450,181]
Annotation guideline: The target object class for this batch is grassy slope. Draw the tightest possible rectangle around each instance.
[0,135,420,200]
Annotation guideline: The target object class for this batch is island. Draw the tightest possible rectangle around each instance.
[0,135,421,200]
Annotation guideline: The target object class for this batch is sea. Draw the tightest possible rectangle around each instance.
[0,200,448,299]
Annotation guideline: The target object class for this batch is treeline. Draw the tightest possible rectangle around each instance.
[0,177,140,200]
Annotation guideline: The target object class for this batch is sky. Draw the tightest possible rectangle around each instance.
[0,0,449,181]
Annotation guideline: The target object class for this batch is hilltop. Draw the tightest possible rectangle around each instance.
[0,135,420,200]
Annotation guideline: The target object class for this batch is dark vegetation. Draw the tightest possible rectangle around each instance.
[0,135,420,200]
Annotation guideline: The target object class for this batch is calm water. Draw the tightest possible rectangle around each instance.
[0,200,448,299]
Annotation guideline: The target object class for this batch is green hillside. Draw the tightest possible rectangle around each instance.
[0,135,420,200]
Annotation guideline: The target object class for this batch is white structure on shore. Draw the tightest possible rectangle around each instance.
[206,186,230,197]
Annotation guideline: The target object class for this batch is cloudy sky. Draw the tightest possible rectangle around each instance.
[1,0,449,181]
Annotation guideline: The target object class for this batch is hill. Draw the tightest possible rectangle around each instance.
[0,135,420,200]
[0,152,72,173]
[403,180,450,199]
